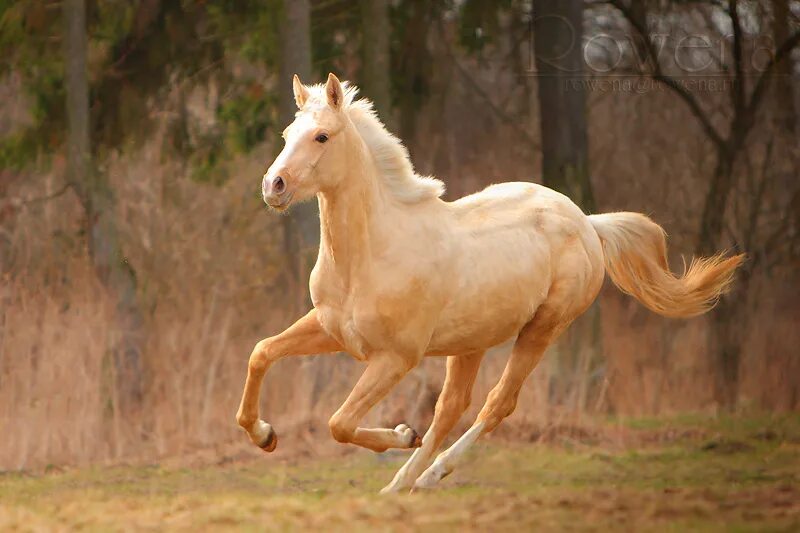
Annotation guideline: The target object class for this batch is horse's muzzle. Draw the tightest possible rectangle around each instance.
[262,171,293,209]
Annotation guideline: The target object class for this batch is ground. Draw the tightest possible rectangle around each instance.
[1,414,798,532]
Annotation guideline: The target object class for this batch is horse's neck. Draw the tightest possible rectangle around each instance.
[317,140,391,283]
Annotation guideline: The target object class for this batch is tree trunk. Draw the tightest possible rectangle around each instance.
[279,0,318,315]
[709,258,754,410]
[396,0,433,150]
[697,149,735,255]
[275,0,326,424]
[360,0,393,130]
[64,0,90,207]
[709,301,743,410]
[533,0,595,213]
[710,264,753,411]
[64,0,143,412]
[533,0,602,414]
[772,0,796,133]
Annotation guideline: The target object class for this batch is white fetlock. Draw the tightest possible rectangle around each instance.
[380,447,427,495]
[394,424,421,448]
[381,469,416,494]
[412,460,451,492]
[379,481,404,495]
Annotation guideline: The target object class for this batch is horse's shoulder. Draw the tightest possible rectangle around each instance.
[344,276,440,356]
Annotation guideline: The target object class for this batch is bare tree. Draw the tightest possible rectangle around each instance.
[533,0,595,212]
[605,0,800,407]
[64,0,143,411]
[279,0,318,314]
[772,0,796,133]
[396,0,435,150]
[607,0,800,255]
[360,0,393,129]
[534,0,602,413]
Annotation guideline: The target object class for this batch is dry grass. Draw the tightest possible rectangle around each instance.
[1,149,798,470]
[1,414,798,532]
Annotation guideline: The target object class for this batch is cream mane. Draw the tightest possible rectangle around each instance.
[301,83,445,203]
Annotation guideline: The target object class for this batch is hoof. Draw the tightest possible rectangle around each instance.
[410,476,438,493]
[251,420,278,453]
[409,483,430,494]
[259,429,278,452]
[395,424,422,449]
[379,483,402,495]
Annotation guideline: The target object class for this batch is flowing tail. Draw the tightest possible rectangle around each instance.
[588,212,744,318]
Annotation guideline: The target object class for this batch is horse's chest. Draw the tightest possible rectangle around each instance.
[310,270,369,360]
[311,267,433,359]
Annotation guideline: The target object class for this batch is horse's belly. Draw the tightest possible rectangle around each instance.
[426,261,550,355]
[426,316,529,355]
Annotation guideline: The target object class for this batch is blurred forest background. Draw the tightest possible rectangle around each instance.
[0,0,798,471]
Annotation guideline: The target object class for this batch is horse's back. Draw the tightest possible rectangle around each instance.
[447,181,597,255]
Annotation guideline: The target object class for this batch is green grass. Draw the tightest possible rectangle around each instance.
[1,414,798,531]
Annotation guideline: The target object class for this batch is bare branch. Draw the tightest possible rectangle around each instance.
[728,0,746,116]
[607,0,726,150]
[5,182,72,209]
[435,19,539,149]
[743,28,800,130]
[741,139,773,268]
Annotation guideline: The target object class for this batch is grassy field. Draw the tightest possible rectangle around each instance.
[1,414,798,532]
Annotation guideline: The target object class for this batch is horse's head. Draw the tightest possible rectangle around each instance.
[262,73,351,211]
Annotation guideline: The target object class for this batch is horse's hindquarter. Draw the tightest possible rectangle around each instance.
[426,182,600,355]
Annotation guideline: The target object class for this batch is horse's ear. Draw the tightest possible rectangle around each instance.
[293,74,309,109]
[325,72,344,110]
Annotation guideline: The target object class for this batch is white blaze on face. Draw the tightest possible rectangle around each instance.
[267,113,317,180]
[262,111,326,207]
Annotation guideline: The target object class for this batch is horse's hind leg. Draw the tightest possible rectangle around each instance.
[412,308,566,491]
[380,351,484,494]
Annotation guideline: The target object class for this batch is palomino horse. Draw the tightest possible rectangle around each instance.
[235,73,743,493]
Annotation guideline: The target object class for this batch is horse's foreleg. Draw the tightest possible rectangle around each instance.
[328,351,419,452]
[235,309,341,452]
[380,351,484,494]
[413,313,562,491]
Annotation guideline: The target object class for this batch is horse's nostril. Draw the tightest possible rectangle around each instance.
[272,176,285,194]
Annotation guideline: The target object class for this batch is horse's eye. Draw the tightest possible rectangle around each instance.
[315,133,329,144]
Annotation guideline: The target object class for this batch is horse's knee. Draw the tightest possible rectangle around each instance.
[328,412,356,444]
[248,340,270,373]
[437,392,470,418]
